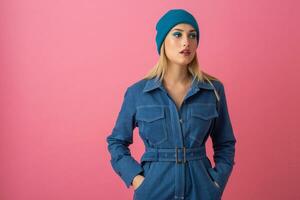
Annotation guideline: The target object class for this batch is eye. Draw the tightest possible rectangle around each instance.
[173,32,182,38]
[189,33,197,39]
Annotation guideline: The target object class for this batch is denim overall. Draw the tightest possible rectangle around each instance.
[106,75,236,200]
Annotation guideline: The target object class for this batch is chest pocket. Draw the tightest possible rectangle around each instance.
[187,103,219,144]
[136,105,168,146]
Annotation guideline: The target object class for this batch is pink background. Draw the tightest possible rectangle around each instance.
[1,0,299,199]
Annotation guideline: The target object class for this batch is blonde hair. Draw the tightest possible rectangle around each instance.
[143,41,220,84]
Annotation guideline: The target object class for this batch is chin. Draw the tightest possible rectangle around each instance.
[176,59,192,66]
[168,56,193,66]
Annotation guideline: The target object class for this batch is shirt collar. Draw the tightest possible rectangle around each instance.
[142,74,215,93]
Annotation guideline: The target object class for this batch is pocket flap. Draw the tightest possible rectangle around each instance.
[136,106,165,122]
[191,104,219,120]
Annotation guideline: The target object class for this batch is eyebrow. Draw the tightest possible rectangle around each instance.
[172,28,197,32]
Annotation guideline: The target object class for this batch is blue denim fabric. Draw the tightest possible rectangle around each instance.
[106,75,236,200]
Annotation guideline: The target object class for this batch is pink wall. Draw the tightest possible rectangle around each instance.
[1,0,299,199]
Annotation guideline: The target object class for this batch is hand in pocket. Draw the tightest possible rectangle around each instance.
[132,175,145,190]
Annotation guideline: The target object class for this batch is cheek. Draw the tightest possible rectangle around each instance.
[192,40,198,49]
[165,39,180,55]
[165,39,177,50]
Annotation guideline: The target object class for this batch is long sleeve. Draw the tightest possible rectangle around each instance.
[209,82,237,193]
[106,87,144,188]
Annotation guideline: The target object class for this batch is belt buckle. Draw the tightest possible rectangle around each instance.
[175,147,186,164]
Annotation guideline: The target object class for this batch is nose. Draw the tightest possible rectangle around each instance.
[182,34,190,47]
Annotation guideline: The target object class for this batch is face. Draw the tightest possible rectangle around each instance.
[164,23,198,66]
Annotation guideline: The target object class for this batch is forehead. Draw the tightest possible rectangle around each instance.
[170,23,196,32]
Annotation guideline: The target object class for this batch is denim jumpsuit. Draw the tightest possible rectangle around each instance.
[106,74,236,200]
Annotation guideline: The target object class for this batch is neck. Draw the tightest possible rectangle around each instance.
[163,63,192,85]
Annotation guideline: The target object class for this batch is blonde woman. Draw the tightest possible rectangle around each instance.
[106,8,237,200]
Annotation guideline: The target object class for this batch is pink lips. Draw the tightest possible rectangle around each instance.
[180,49,190,53]
[180,49,191,56]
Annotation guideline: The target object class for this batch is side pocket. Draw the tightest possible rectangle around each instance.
[200,159,221,192]
[134,161,154,193]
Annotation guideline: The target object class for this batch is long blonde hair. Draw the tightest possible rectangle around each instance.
[143,41,220,84]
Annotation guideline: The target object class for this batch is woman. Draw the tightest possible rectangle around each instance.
[106,9,236,200]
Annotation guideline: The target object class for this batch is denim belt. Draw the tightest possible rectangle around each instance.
[140,146,207,164]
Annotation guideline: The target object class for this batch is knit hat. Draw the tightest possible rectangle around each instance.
[155,9,200,55]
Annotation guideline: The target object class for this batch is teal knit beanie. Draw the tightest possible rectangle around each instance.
[155,9,200,55]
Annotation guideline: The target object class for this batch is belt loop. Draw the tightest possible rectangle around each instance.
[183,146,186,163]
[176,147,178,164]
